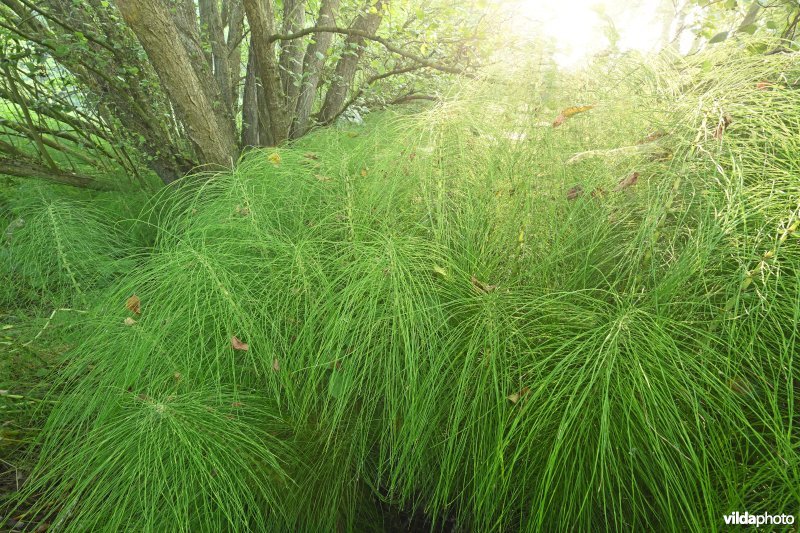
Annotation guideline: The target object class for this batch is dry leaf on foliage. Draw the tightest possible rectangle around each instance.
[508,386,530,404]
[123,317,137,326]
[614,172,639,191]
[471,275,497,294]
[553,105,595,127]
[268,152,281,165]
[713,114,733,139]
[636,131,666,144]
[231,336,249,351]
[272,358,280,371]
[125,295,141,314]
[566,184,584,200]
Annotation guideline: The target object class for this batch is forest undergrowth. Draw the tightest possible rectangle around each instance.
[1,40,799,531]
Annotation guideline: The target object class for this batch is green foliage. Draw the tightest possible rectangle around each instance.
[4,39,800,531]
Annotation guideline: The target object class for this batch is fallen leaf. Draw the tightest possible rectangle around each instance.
[173,372,182,382]
[756,81,773,90]
[268,152,281,165]
[614,172,639,191]
[470,275,497,294]
[315,174,332,182]
[713,114,732,139]
[561,105,595,118]
[408,151,416,160]
[360,168,368,177]
[553,105,595,127]
[125,295,141,314]
[231,402,243,407]
[234,205,250,216]
[123,317,137,326]
[303,152,319,160]
[507,386,530,404]
[636,131,666,144]
[231,336,249,351]
[566,184,584,200]
[272,358,280,371]
[591,187,607,198]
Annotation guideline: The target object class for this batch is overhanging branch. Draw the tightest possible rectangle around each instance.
[269,26,475,76]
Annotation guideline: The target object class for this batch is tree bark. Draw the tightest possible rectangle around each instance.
[226,0,246,118]
[243,0,290,144]
[290,0,339,138]
[0,155,111,190]
[199,0,234,117]
[316,0,385,126]
[278,0,306,113]
[117,0,239,168]
[241,41,260,147]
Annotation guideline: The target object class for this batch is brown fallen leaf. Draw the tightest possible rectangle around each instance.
[614,172,639,191]
[272,358,280,371]
[123,317,137,326]
[756,81,773,90]
[591,187,607,199]
[125,294,141,315]
[231,402,243,407]
[636,130,666,144]
[231,336,249,351]
[470,275,497,294]
[566,184,584,200]
[552,113,567,127]
[507,386,530,404]
[713,114,733,140]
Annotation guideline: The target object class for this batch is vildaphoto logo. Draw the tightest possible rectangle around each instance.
[723,511,795,527]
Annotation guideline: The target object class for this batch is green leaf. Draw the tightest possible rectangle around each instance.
[708,31,729,43]
[739,23,757,35]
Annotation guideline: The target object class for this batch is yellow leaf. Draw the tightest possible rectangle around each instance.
[561,105,595,118]
[268,152,281,165]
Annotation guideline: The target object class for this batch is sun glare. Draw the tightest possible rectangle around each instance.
[503,0,667,68]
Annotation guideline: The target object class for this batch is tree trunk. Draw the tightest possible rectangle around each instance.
[241,41,260,147]
[198,0,234,118]
[117,0,239,169]
[278,0,306,113]
[316,0,384,126]
[291,0,339,138]
[226,0,246,118]
[243,0,290,144]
